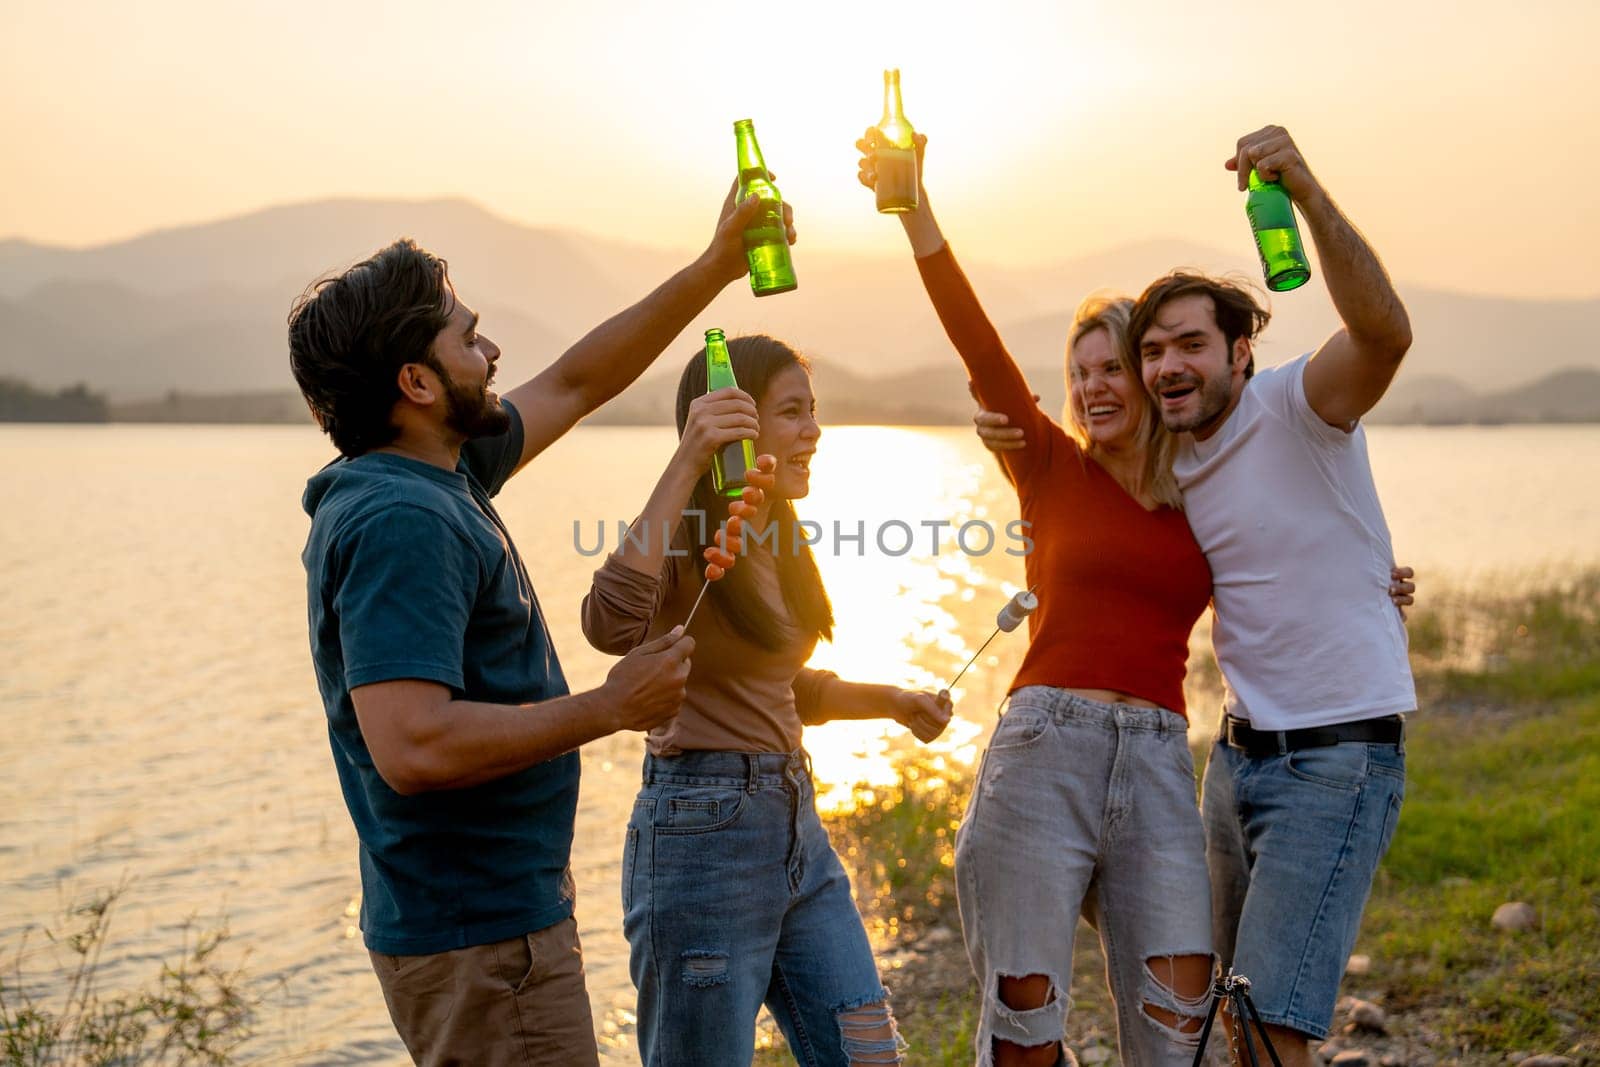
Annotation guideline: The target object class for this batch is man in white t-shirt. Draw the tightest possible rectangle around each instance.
[1128,125,1414,1066]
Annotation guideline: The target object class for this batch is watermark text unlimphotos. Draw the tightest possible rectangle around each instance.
[573,512,1034,559]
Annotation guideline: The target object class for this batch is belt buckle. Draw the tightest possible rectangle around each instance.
[1227,717,1289,757]
[1225,717,1249,751]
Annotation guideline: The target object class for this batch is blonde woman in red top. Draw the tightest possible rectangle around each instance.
[857,129,1216,1067]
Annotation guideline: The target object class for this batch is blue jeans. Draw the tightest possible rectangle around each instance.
[624,750,899,1066]
[1202,731,1406,1039]
[954,688,1214,1067]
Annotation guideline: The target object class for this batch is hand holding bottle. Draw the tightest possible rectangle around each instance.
[733,120,798,296]
[703,178,797,288]
[872,69,919,213]
[1226,125,1325,207]
[1229,126,1316,292]
[855,127,928,205]
[676,387,760,477]
[858,127,943,258]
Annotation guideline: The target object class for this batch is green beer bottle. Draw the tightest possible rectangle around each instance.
[705,328,757,496]
[733,119,797,297]
[874,69,919,213]
[1246,169,1311,292]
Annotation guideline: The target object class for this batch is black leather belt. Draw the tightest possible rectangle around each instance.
[1223,715,1404,758]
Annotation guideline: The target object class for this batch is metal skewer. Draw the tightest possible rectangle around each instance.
[946,587,1039,692]
[947,631,1000,691]
[682,579,713,632]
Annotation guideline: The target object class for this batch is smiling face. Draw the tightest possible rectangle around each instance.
[1138,293,1248,439]
[753,362,820,500]
[426,298,509,439]
[1068,325,1146,451]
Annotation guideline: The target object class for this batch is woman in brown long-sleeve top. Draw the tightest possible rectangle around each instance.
[582,334,952,1067]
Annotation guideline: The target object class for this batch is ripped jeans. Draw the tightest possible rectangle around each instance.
[954,688,1214,1067]
[624,750,902,1066]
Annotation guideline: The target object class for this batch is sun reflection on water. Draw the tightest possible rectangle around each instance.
[789,427,1029,812]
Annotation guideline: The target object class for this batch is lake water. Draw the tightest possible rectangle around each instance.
[2,423,1596,1063]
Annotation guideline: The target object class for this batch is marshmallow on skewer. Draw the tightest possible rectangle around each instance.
[996,590,1038,633]
[947,588,1040,693]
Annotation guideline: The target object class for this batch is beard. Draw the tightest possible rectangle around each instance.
[440,366,511,440]
[1156,370,1233,434]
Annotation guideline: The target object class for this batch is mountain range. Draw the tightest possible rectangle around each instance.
[3,197,1596,422]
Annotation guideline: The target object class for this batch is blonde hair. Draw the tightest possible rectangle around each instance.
[1062,294,1182,510]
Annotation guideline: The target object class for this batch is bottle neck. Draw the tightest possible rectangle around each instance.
[706,342,736,387]
[1247,168,1279,192]
[881,71,904,127]
[734,122,767,176]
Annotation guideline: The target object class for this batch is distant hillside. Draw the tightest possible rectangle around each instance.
[1367,366,1600,424]
[463,361,1600,427]
[0,378,107,422]
[2,197,1595,405]
[14,364,1593,426]
[109,389,315,424]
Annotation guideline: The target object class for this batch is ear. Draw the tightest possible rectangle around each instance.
[395,362,440,406]
[1231,337,1252,377]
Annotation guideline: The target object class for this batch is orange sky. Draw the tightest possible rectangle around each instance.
[3,0,1597,299]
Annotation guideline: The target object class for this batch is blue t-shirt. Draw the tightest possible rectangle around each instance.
[300,400,578,955]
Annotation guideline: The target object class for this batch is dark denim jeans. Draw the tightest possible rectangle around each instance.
[1203,732,1406,1039]
[624,750,899,1066]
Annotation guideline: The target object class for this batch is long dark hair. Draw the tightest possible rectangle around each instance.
[674,334,834,652]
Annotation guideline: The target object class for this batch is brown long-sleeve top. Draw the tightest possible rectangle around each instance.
[581,525,837,756]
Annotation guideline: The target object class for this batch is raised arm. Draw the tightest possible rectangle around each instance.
[580,391,776,654]
[1230,127,1412,428]
[502,184,794,474]
[856,130,1056,479]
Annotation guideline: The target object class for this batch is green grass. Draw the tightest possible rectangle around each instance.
[0,883,256,1066]
[827,765,970,938]
[907,997,978,1067]
[1407,569,1600,703]
[1355,697,1600,1054]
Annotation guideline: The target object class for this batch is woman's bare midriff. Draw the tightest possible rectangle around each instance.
[1061,687,1163,710]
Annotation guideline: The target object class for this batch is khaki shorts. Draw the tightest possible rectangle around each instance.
[369,915,598,1067]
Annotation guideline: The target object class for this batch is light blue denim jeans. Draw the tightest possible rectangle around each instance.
[954,687,1215,1067]
[1202,730,1406,1039]
[624,750,902,1066]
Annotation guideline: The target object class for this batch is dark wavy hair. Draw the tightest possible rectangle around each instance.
[1129,271,1271,379]
[674,334,834,653]
[288,238,457,456]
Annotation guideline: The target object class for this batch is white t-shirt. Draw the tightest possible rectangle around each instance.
[1175,353,1416,730]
